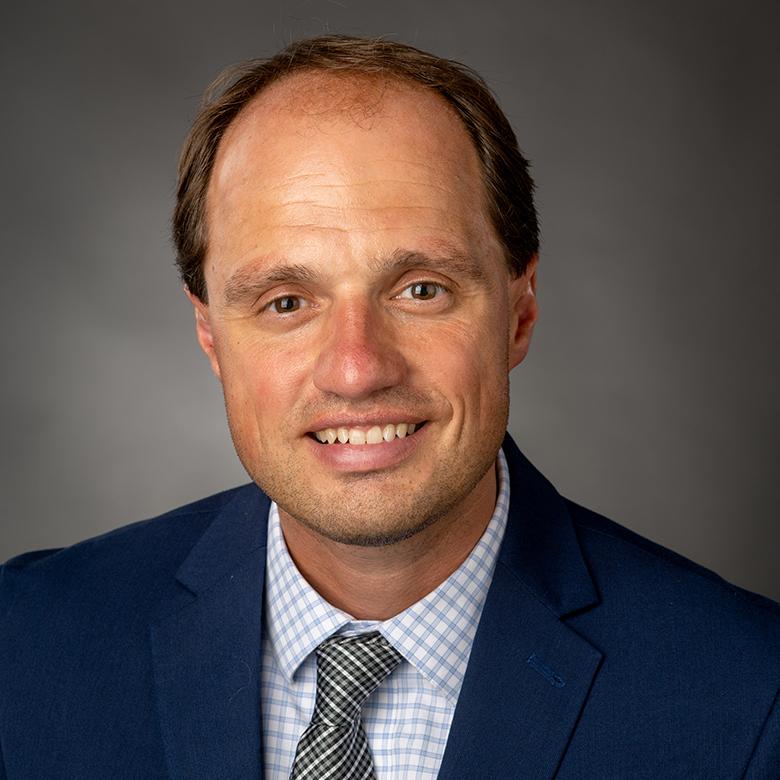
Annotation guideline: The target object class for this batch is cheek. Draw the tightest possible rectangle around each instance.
[216,336,310,429]
[406,317,507,414]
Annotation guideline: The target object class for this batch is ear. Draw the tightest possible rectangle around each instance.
[185,288,222,381]
[507,255,538,371]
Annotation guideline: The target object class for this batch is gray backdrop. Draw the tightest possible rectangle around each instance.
[2,1,778,600]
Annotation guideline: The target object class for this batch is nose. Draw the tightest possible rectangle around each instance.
[312,299,407,400]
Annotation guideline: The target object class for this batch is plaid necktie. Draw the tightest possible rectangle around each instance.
[289,631,404,779]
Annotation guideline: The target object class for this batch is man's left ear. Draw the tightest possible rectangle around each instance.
[507,255,538,371]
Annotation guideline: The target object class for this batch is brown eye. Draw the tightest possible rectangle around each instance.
[410,282,438,300]
[272,296,301,313]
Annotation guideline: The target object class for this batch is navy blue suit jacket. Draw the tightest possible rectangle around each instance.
[2,436,779,778]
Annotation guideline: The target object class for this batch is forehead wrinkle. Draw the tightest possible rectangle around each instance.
[264,201,451,213]
[275,180,456,198]
[247,177,462,213]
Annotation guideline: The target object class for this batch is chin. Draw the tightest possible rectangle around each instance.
[267,453,492,549]
[270,486,445,547]
[297,515,439,548]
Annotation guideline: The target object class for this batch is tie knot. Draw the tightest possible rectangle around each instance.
[312,631,403,725]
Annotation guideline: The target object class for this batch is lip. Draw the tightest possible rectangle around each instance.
[304,420,428,473]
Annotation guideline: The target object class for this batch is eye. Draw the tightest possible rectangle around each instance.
[398,281,447,300]
[268,295,302,314]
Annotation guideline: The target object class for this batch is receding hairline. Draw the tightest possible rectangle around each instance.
[244,67,422,113]
[214,67,476,166]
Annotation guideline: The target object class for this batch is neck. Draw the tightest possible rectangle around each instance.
[278,465,497,620]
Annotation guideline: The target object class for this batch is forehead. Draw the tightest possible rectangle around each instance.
[204,70,499,280]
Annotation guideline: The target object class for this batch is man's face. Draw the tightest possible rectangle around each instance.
[192,73,536,546]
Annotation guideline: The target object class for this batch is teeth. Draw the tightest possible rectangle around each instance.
[366,426,383,444]
[313,422,422,445]
[349,429,366,445]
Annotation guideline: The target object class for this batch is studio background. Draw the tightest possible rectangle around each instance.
[2,1,778,600]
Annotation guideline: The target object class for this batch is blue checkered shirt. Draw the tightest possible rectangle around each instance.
[260,448,511,779]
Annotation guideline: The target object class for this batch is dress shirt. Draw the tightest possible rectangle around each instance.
[260,448,511,779]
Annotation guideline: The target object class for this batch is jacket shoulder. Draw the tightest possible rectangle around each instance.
[0,484,259,620]
[566,498,780,634]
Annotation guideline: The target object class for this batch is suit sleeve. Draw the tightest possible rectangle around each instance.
[743,687,780,778]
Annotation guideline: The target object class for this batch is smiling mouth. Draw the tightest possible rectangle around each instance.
[308,421,427,445]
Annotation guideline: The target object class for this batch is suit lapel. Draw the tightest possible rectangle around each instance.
[438,436,603,779]
[150,486,270,780]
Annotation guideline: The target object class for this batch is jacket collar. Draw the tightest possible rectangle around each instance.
[498,433,599,617]
[175,485,270,595]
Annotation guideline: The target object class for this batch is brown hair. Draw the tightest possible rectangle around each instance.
[173,35,539,301]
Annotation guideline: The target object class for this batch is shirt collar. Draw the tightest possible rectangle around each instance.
[264,447,511,704]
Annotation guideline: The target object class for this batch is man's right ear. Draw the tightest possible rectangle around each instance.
[185,288,222,381]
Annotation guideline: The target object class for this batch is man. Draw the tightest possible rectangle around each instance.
[1,35,778,779]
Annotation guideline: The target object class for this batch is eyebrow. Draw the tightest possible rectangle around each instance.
[223,262,319,306]
[368,249,490,284]
[221,247,489,307]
